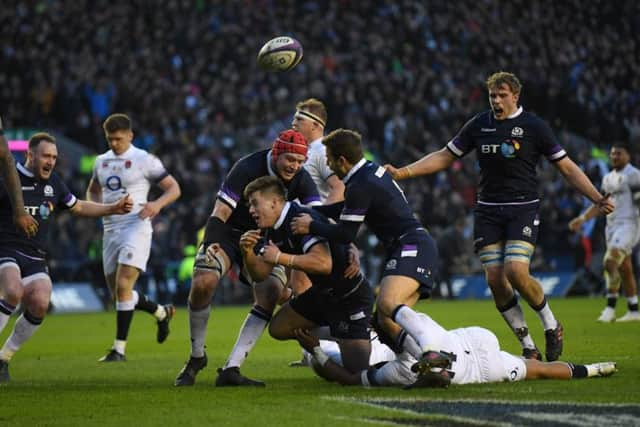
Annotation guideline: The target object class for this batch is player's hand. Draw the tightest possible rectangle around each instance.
[260,240,281,264]
[14,212,38,237]
[596,193,614,215]
[344,243,361,278]
[205,242,222,263]
[568,216,585,232]
[113,194,134,214]
[294,328,320,353]
[240,229,261,254]
[383,163,401,179]
[138,200,161,219]
[291,213,312,235]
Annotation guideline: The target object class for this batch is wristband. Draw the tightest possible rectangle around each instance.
[313,346,329,366]
[203,216,230,245]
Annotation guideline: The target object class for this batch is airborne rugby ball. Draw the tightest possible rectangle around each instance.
[257,36,303,72]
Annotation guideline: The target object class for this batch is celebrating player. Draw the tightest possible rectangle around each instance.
[569,143,640,322]
[87,113,181,362]
[174,129,321,387]
[240,176,374,375]
[385,71,614,361]
[294,312,617,388]
[0,132,133,382]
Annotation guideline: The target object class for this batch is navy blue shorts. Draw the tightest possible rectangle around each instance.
[473,202,540,251]
[0,246,49,278]
[382,229,438,298]
[290,279,374,340]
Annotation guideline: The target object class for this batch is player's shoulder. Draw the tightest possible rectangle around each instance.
[518,110,550,129]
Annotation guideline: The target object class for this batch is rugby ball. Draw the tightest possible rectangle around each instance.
[257,36,303,72]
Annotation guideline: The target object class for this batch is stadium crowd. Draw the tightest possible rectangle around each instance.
[1,0,638,301]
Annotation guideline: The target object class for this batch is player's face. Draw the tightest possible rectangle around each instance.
[609,147,629,170]
[248,191,279,228]
[28,141,58,180]
[291,111,316,141]
[105,130,133,155]
[274,153,306,182]
[325,147,346,178]
[488,83,519,120]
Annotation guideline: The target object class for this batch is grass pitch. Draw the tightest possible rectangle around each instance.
[1,297,638,426]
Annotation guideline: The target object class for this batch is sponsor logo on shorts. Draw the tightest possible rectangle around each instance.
[349,311,366,321]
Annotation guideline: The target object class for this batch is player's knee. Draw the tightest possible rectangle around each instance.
[1,283,24,305]
[254,279,282,310]
[189,271,219,301]
[267,317,290,340]
[503,263,530,287]
[484,266,504,288]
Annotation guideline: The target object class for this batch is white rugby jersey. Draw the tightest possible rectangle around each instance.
[303,137,336,203]
[92,145,168,231]
[601,163,640,224]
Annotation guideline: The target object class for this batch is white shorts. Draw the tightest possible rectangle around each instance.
[457,327,526,384]
[102,223,152,275]
[606,221,640,255]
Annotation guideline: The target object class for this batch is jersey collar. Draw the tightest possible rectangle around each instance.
[17,162,35,178]
[273,201,292,230]
[343,158,367,184]
[507,106,523,119]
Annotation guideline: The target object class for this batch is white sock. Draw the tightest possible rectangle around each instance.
[189,304,211,358]
[223,306,271,369]
[154,305,167,321]
[534,300,558,330]
[0,312,43,361]
[501,302,536,349]
[392,305,432,357]
[0,300,16,334]
[627,295,638,309]
[401,332,422,358]
[113,339,126,355]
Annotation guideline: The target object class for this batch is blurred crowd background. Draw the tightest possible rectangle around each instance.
[1,0,638,304]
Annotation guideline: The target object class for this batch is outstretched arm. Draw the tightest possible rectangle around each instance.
[295,329,362,385]
[555,157,613,214]
[70,194,133,217]
[385,147,456,181]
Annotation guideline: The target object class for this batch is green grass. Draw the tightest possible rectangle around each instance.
[1,297,638,426]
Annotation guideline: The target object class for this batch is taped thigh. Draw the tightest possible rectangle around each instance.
[194,244,227,278]
[604,248,626,266]
[478,243,504,269]
[504,240,534,264]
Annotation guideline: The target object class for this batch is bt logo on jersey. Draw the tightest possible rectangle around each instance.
[481,144,501,154]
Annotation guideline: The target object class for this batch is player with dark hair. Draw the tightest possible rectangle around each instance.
[570,143,640,322]
[0,132,133,382]
[385,71,614,361]
[87,113,181,362]
[174,129,321,387]
[239,176,373,375]
[294,312,617,388]
[0,116,39,237]
[291,128,441,371]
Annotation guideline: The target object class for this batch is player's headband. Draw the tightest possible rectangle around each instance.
[272,129,308,161]
[295,110,326,128]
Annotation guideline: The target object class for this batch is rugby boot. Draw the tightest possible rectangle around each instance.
[522,347,542,361]
[157,304,176,343]
[215,367,265,387]
[544,321,563,362]
[98,349,126,362]
[597,307,616,323]
[175,354,208,386]
[617,311,640,322]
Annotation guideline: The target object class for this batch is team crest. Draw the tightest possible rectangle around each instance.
[125,160,132,168]
[522,226,532,237]
[44,185,54,197]
[385,259,397,270]
[102,162,108,168]
[511,127,524,137]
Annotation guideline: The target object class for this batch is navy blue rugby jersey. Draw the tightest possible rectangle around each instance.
[310,159,423,248]
[217,149,321,231]
[0,163,77,255]
[264,202,362,296]
[446,108,567,203]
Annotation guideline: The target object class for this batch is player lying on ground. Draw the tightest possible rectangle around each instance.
[294,312,617,388]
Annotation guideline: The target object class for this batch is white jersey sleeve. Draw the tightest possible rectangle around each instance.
[603,165,640,223]
[304,139,336,203]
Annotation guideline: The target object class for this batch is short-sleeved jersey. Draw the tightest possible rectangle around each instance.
[265,202,363,297]
[446,107,567,203]
[92,145,168,231]
[340,159,423,248]
[601,163,640,224]
[303,138,336,203]
[0,163,77,255]
[217,149,321,231]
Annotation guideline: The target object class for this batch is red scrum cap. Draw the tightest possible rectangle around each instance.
[271,129,308,161]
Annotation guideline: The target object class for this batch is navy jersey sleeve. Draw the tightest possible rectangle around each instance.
[308,184,364,243]
[296,169,322,206]
[53,175,78,210]
[534,118,567,163]
[446,114,479,158]
[312,201,344,221]
[216,161,250,210]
